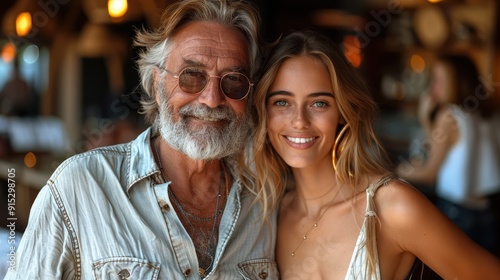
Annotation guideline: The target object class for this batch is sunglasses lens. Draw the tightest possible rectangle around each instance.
[178,68,208,93]
[221,73,250,99]
[177,68,250,99]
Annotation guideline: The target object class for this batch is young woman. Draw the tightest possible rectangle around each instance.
[397,54,500,254]
[252,30,500,279]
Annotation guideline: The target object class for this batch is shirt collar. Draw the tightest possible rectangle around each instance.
[126,127,161,194]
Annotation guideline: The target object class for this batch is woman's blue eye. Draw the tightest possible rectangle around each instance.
[275,100,287,106]
[313,101,327,107]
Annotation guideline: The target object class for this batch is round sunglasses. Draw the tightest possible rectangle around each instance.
[158,66,253,100]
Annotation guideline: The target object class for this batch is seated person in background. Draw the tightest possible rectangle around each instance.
[0,59,32,117]
[397,54,500,255]
[252,30,500,279]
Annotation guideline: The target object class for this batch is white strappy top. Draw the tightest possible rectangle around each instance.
[344,175,396,280]
[437,106,500,206]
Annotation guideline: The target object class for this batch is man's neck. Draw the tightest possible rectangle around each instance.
[153,136,223,199]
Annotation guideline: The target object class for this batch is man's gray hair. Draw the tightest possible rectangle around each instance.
[134,0,262,124]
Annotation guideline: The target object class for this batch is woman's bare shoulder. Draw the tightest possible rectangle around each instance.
[373,178,439,227]
[375,178,500,278]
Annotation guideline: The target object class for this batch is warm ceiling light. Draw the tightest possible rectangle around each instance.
[428,0,444,3]
[1,43,16,63]
[343,35,362,68]
[410,54,426,73]
[16,12,32,37]
[108,0,128,18]
[24,152,37,168]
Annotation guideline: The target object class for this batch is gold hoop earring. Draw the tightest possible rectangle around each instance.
[332,124,350,173]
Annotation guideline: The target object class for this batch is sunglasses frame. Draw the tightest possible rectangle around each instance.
[157,66,253,100]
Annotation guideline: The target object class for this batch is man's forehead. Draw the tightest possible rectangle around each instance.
[170,22,250,66]
[179,44,247,63]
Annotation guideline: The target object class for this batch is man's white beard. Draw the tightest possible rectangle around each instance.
[156,90,253,160]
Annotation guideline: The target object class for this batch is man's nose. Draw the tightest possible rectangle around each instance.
[197,77,225,108]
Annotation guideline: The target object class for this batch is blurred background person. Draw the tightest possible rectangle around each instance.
[0,58,34,117]
[398,54,500,256]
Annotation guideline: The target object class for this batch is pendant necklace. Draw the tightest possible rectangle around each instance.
[153,137,230,277]
[291,185,342,257]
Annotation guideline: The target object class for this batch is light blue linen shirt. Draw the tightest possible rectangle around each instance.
[5,128,278,280]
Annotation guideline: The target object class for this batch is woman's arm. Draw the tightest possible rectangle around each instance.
[378,180,500,279]
[417,93,437,136]
[397,107,458,186]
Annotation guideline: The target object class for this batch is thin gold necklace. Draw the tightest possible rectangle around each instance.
[303,185,335,200]
[291,185,342,257]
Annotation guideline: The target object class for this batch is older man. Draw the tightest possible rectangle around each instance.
[6,1,277,279]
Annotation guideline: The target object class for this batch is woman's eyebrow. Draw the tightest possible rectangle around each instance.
[309,92,335,98]
[268,91,334,98]
[268,90,292,98]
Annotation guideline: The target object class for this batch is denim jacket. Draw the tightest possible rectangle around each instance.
[5,128,278,280]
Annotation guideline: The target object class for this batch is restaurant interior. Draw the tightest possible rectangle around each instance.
[0,0,499,276]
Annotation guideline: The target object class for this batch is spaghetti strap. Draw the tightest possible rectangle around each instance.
[366,174,398,198]
[344,174,397,280]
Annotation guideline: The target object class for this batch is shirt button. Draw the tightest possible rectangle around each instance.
[158,200,170,212]
[184,269,191,276]
[118,269,130,279]
[259,271,268,279]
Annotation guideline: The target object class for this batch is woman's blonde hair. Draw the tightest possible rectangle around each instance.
[253,30,392,279]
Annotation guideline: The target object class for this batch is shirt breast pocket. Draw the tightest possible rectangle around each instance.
[92,257,160,280]
[237,259,279,280]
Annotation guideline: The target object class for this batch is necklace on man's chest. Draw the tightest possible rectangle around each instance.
[167,164,229,278]
[153,137,230,278]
